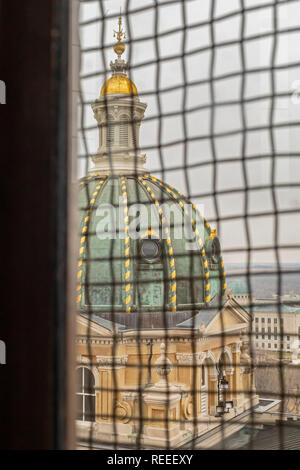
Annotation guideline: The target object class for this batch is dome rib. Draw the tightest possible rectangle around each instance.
[138,176,177,313]
[146,174,227,298]
[142,174,211,304]
[77,175,108,305]
[120,175,133,313]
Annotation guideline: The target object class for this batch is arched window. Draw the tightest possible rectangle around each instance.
[106,114,114,146]
[119,114,128,147]
[77,367,96,422]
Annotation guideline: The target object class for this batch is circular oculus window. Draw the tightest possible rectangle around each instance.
[140,239,161,260]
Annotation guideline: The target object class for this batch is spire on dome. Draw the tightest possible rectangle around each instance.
[113,10,126,55]
[110,11,128,75]
[93,11,147,174]
[100,12,138,96]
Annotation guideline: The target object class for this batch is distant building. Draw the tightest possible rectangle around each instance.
[229,280,300,354]
[229,280,253,306]
[282,295,300,308]
[250,302,300,353]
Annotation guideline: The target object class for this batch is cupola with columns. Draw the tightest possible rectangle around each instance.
[77,14,227,324]
[91,14,147,175]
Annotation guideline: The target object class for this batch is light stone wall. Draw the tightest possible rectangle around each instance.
[252,311,300,353]
[76,326,257,448]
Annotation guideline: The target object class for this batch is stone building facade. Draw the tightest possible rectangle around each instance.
[76,296,256,448]
[76,16,258,449]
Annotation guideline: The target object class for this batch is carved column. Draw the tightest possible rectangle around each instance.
[143,344,184,448]
[176,352,206,418]
[240,334,254,405]
[207,360,218,415]
[96,355,128,423]
[231,342,243,408]
[226,367,234,401]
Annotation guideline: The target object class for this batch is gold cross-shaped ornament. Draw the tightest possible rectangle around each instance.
[113,14,126,43]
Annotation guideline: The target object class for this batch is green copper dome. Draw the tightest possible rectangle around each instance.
[77,173,226,327]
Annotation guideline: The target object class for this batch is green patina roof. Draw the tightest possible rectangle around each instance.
[76,174,226,320]
[246,303,300,314]
[229,280,250,295]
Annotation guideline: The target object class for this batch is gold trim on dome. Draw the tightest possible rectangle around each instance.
[76,177,107,304]
[100,75,138,96]
[162,178,227,298]
[146,174,212,304]
[140,175,177,312]
[120,176,132,314]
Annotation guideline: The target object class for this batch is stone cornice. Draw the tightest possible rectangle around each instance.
[96,355,128,369]
[77,355,93,365]
[122,391,139,401]
[176,352,206,365]
[76,335,209,346]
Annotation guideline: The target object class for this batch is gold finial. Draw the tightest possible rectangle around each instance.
[209,229,217,240]
[113,11,126,57]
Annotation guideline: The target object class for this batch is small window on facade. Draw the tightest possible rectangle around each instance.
[268,343,271,348]
[268,318,271,323]
[106,114,115,146]
[255,318,258,323]
[77,367,96,422]
[262,318,265,323]
[274,318,277,324]
[119,114,128,147]
[275,344,277,349]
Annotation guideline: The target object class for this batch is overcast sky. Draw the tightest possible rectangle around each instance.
[78,0,300,266]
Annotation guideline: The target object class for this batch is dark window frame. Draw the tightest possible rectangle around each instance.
[0,0,73,450]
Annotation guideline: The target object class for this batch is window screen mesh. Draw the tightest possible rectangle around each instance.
[77,0,300,450]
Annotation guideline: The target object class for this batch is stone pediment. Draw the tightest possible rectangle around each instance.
[205,298,250,335]
[77,314,113,337]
